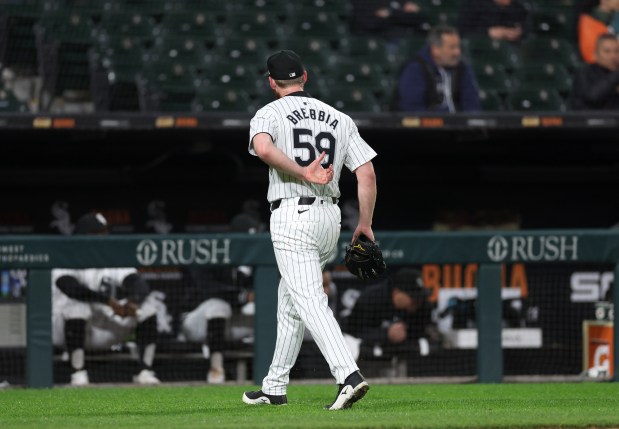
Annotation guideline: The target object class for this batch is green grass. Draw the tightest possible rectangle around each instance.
[1,382,619,428]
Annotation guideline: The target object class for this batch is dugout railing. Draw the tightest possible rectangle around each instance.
[1,229,618,388]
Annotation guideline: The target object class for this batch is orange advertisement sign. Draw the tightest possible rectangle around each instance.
[583,321,614,377]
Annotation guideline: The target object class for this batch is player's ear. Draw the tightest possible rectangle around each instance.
[269,76,276,91]
[302,70,308,84]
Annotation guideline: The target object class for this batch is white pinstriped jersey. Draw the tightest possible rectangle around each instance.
[249,91,377,203]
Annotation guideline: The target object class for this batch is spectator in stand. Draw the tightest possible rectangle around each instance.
[394,24,481,112]
[571,33,619,109]
[349,0,426,53]
[457,0,530,43]
[578,0,619,63]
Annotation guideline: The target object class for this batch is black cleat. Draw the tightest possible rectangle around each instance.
[325,370,369,410]
[242,390,288,405]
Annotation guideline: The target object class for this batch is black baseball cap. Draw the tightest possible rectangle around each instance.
[75,212,108,235]
[266,50,305,80]
[391,268,428,300]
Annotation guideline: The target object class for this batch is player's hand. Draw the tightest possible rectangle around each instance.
[123,301,138,317]
[108,298,127,317]
[304,151,334,185]
[352,225,375,243]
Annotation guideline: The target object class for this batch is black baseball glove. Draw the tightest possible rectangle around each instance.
[344,234,387,280]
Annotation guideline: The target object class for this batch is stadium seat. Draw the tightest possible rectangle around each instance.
[518,36,581,73]
[321,87,381,113]
[338,36,397,75]
[288,11,349,45]
[154,10,220,44]
[529,7,576,40]
[213,35,270,66]
[193,87,254,113]
[327,59,392,102]
[34,10,98,108]
[292,0,353,21]
[512,63,573,99]
[89,34,148,111]
[478,89,505,111]
[0,87,29,112]
[97,10,157,43]
[202,60,263,98]
[101,0,170,17]
[149,35,214,74]
[461,36,521,74]
[46,0,104,20]
[229,0,295,21]
[1,0,48,74]
[168,0,230,22]
[222,12,287,46]
[506,87,567,112]
[473,63,514,98]
[137,60,202,111]
[279,35,338,73]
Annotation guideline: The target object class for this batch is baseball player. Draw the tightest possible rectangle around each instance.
[179,296,232,384]
[242,50,378,410]
[52,212,161,385]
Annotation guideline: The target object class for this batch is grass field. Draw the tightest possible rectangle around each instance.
[1,381,619,429]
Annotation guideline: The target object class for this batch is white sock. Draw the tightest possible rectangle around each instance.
[211,351,223,371]
[71,348,85,371]
[142,343,156,367]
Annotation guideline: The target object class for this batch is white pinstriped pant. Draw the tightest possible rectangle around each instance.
[262,198,359,395]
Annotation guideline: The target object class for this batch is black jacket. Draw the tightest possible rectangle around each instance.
[457,0,530,39]
[341,282,433,346]
[570,63,619,110]
[350,0,425,39]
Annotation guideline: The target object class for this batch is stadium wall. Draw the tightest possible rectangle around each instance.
[1,230,618,387]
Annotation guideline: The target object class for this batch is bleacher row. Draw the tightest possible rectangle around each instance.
[0,0,581,113]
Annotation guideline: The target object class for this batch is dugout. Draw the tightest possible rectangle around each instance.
[1,111,619,387]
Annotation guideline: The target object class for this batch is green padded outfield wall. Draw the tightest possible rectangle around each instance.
[1,230,618,387]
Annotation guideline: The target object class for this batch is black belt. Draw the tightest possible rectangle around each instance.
[270,197,338,211]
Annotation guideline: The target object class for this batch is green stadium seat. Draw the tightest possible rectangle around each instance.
[149,35,214,73]
[193,87,254,113]
[1,1,44,74]
[229,0,295,21]
[213,35,270,66]
[34,10,97,107]
[461,36,521,74]
[202,60,263,97]
[473,63,515,98]
[0,87,29,112]
[338,36,397,75]
[101,0,170,17]
[322,87,381,113]
[530,8,576,40]
[288,11,349,44]
[478,89,505,111]
[512,63,573,99]
[154,10,220,44]
[45,1,104,20]
[97,10,157,43]
[292,0,353,21]
[278,35,338,74]
[327,59,392,101]
[518,36,581,73]
[222,12,287,46]
[506,87,566,112]
[89,34,147,110]
[137,60,202,111]
[171,0,230,21]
